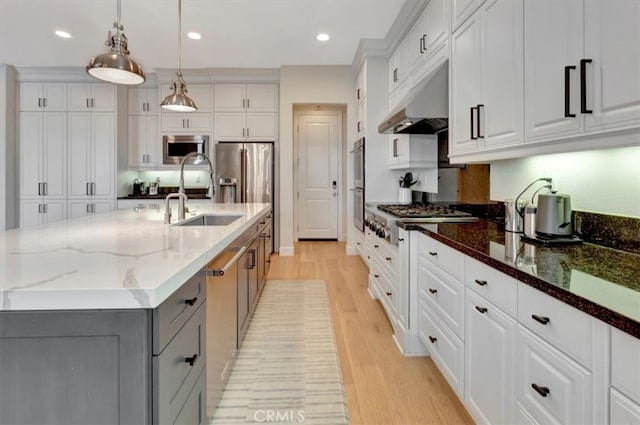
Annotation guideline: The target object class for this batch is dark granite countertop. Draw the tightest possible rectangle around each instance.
[400,220,640,338]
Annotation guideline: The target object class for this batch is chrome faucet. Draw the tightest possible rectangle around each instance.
[164,152,215,224]
[164,192,188,224]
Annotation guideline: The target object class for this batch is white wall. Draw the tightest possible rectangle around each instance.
[0,64,18,230]
[490,146,640,217]
[279,65,356,255]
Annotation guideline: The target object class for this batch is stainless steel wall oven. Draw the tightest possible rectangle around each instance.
[351,137,365,232]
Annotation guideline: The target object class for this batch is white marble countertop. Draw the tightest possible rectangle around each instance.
[0,202,271,311]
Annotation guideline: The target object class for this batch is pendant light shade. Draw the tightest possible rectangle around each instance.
[86,0,145,85]
[161,0,197,112]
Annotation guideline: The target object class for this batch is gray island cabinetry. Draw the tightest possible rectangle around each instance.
[0,202,271,425]
[0,267,207,425]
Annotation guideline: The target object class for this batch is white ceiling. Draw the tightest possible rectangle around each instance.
[0,0,407,71]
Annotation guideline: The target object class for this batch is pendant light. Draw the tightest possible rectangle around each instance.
[86,0,145,85]
[161,0,197,112]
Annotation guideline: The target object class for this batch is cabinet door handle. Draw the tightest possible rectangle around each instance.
[393,138,398,157]
[91,182,96,196]
[531,314,550,325]
[242,98,246,109]
[580,59,592,114]
[477,104,484,138]
[470,106,477,139]
[564,65,576,117]
[86,204,91,214]
[43,204,47,213]
[428,251,437,256]
[92,203,96,213]
[393,68,398,82]
[38,204,43,213]
[242,128,245,137]
[43,182,48,196]
[475,306,488,314]
[428,336,437,344]
[38,182,42,196]
[247,98,250,109]
[246,127,249,137]
[419,36,424,54]
[38,98,42,108]
[398,238,405,242]
[86,182,91,196]
[184,354,198,366]
[385,291,392,297]
[474,279,487,286]
[428,288,437,294]
[249,249,256,269]
[421,34,427,53]
[356,88,361,100]
[184,297,198,306]
[86,98,90,108]
[531,383,550,398]
[43,98,47,108]
[91,98,95,108]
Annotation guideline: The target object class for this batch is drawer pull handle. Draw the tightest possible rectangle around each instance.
[185,354,198,367]
[531,383,550,398]
[475,306,488,314]
[474,279,488,286]
[398,238,405,242]
[428,251,437,256]
[531,314,550,325]
[184,297,198,306]
[385,257,392,261]
[374,245,379,248]
[385,292,392,297]
[428,336,437,344]
[356,242,360,245]
[429,288,437,294]
[374,274,379,278]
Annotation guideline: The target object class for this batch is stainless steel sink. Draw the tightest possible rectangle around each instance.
[174,214,242,226]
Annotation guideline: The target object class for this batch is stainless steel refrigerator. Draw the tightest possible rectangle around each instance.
[214,142,274,205]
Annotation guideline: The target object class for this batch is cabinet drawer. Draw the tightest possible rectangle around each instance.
[465,256,517,316]
[418,299,464,398]
[418,256,465,340]
[612,328,640,403]
[173,368,208,425]
[154,303,206,425]
[372,263,398,320]
[153,268,206,354]
[374,239,398,280]
[517,325,592,425]
[610,388,640,425]
[418,233,464,281]
[518,282,593,369]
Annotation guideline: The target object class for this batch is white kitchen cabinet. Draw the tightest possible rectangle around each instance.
[128,115,160,167]
[68,200,114,219]
[19,112,67,200]
[356,100,366,136]
[583,0,640,133]
[20,200,66,227]
[408,0,449,72]
[128,87,159,114]
[464,289,516,425]
[451,0,486,32]
[355,66,366,104]
[450,0,523,156]
[160,83,212,112]
[524,0,640,143]
[19,83,67,111]
[67,83,115,112]
[611,389,640,425]
[68,112,115,201]
[214,83,278,113]
[388,134,437,169]
[214,112,278,141]
[450,12,482,155]
[161,112,212,133]
[388,36,410,95]
[516,325,592,425]
[611,328,640,407]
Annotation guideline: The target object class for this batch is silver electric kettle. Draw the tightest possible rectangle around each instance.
[535,192,573,237]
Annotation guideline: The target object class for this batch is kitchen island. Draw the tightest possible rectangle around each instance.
[0,202,271,425]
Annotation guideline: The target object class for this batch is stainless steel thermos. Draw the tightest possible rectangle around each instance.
[504,199,528,233]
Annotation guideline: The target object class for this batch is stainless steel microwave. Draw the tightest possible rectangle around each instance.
[163,135,209,165]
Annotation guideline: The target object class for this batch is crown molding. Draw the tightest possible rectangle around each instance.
[154,67,280,84]
[352,39,390,71]
[15,66,160,85]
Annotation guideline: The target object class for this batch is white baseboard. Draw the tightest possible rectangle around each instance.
[345,244,356,255]
[279,246,294,256]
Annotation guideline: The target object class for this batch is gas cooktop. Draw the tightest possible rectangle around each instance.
[377,203,475,219]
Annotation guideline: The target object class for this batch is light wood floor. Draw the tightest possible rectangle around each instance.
[268,241,474,425]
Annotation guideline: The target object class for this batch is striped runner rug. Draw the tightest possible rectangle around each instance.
[210,280,350,425]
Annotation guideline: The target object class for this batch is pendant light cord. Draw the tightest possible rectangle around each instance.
[117,0,121,23]
[177,0,182,74]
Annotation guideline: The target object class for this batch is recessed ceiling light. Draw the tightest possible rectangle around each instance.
[55,30,72,39]
[187,32,202,40]
[317,33,330,42]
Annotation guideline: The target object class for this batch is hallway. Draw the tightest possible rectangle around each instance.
[268,241,473,425]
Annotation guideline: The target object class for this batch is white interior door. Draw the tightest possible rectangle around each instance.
[297,114,339,239]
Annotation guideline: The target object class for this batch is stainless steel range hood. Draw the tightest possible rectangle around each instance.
[378,62,448,135]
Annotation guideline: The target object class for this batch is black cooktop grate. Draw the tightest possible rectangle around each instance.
[377,204,473,218]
